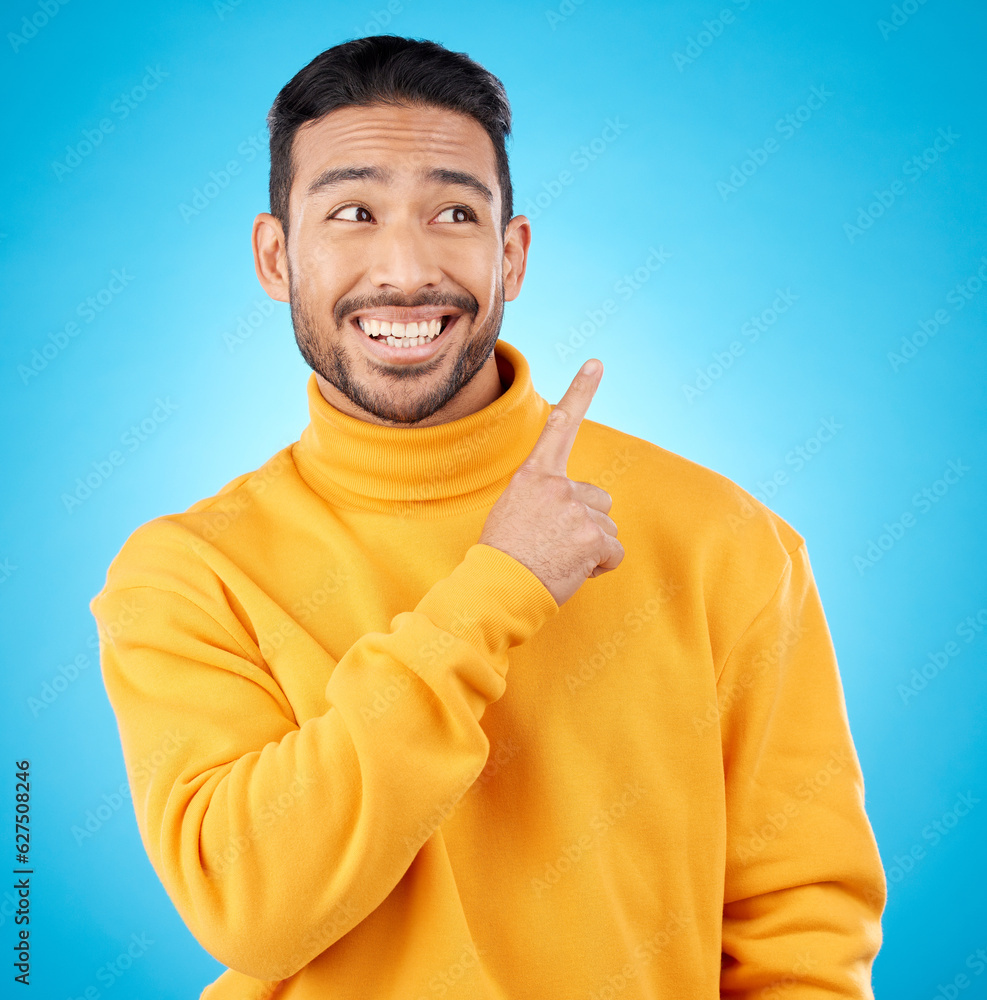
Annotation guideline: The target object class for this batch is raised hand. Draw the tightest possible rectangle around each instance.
[479,359,624,607]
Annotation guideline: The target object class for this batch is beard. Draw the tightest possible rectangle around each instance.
[288,265,505,427]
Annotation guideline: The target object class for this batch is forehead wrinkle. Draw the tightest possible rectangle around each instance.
[292,108,498,217]
[298,111,486,154]
[304,130,477,157]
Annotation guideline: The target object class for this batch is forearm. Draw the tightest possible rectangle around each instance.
[93,542,558,979]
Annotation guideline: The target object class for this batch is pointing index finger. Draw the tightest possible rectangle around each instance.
[527,359,603,476]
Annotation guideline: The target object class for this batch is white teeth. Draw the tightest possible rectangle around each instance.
[357,316,446,346]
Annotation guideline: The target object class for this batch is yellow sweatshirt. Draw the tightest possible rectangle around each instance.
[90,337,886,999]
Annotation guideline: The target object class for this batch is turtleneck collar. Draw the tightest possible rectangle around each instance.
[291,338,551,517]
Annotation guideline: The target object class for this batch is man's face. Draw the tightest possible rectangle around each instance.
[254,101,530,427]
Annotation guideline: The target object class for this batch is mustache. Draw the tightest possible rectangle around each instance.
[333,291,479,327]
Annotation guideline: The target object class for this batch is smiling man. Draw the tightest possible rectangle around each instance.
[261,98,518,427]
[90,35,886,999]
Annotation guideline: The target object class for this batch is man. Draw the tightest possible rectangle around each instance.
[90,34,887,999]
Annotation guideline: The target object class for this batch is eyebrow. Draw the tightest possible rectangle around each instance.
[305,164,493,205]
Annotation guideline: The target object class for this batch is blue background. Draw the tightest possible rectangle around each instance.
[2,0,985,996]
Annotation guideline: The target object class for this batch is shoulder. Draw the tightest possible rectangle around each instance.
[573,417,806,599]
[91,447,297,603]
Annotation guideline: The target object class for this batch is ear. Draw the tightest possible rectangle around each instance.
[252,212,290,302]
[501,214,531,302]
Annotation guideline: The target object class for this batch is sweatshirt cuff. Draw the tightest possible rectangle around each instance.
[413,543,559,667]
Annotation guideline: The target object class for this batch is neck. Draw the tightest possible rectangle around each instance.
[292,338,547,517]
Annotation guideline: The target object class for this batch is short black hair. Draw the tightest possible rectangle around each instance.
[267,35,514,242]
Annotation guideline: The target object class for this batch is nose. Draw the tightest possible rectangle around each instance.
[365,213,444,296]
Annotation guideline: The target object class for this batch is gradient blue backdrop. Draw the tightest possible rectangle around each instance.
[2,1,985,996]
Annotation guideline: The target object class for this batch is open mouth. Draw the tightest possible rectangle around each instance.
[355,314,456,349]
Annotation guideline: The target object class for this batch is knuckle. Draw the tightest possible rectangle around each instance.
[545,477,575,503]
[578,520,600,545]
[567,496,587,520]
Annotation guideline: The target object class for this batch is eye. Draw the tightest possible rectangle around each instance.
[434,205,477,223]
[329,205,373,223]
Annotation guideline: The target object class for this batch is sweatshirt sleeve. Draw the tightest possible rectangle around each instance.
[90,539,558,981]
[718,542,886,998]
